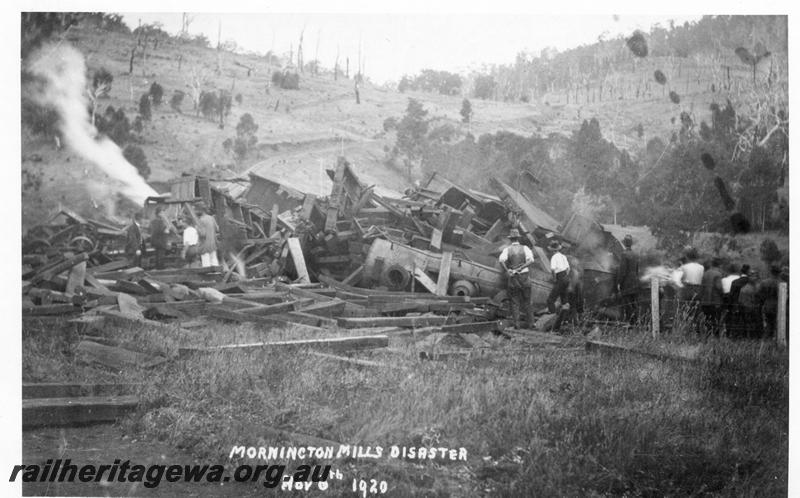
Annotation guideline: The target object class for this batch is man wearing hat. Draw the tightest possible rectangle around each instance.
[615,234,640,323]
[498,228,535,329]
[546,240,570,314]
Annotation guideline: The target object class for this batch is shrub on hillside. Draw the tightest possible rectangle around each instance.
[198,91,219,120]
[123,145,150,179]
[95,106,131,146]
[149,82,164,106]
[170,90,185,112]
[21,99,60,138]
[235,93,243,105]
[271,70,300,90]
[92,68,113,96]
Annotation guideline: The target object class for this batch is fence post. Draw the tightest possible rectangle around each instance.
[777,282,787,347]
[651,278,660,338]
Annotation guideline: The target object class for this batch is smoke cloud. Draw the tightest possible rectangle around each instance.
[25,43,157,205]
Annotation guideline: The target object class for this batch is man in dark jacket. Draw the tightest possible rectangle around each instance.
[701,257,724,335]
[758,265,782,339]
[149,206,171,269]
[615,234,640,323]
[125,212,144,267]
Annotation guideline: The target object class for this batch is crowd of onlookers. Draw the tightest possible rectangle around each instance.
[665,247,789,340]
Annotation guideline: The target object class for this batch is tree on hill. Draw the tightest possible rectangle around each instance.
[123,145,150,179]
[149,82,164,106]
[394,99,430,182]
[460,99,472,124]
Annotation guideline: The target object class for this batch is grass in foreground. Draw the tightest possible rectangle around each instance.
[23,317,788,497]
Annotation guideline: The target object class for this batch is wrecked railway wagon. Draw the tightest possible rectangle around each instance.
[361,238,553,302]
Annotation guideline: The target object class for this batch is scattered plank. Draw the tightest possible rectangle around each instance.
[413,268,438,294]
[341,265,364,286]
[296,299,347,317]
[584,340,697,363]
[307,351,388,369]
[65,261,86,295]
[76,340,167,370]
[237,299,314,316]
[22,383,138,399]
[287,237,310,284]
[23,395,139,428]
[435,251,453,296]
[430,228,443,251]
[337,315,449,329]
[179,335,389,357]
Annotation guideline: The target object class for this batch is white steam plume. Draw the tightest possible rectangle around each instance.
[26,44,157,204]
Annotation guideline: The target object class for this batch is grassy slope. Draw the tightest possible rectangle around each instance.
[21,25,734,230]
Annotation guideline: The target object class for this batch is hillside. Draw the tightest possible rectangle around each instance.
[20,18,786,235]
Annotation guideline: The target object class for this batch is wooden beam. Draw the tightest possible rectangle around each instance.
[436,251,453,296]
[336,315,448,329]
[23,395,139,428]
[413,268,438,294]
[296,299,347,317]
[777,282,787,347]
[179,335,389,357]
[237,299,314,316]
[65,261,86,295]
[650,278,659,338]
[430,228,443,251]
[22,383,139,399]
[269,204,279,236]
[287,237,310,283]
[341,265,364,286]
[308,351,388,369]
[484,218,505,242]
[76,341,167,370]
[585,340,696,363]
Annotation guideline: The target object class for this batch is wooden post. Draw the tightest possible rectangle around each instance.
[269,204,278,236]
[650,278,660,338]
[287,237,310,284]
[777,282,787,347]
[436,252,453,297]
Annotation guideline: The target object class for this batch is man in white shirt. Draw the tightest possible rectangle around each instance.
[181,216,200,268]
[679,247,704,303]
[498,228,535,329]
[546,240,571,314]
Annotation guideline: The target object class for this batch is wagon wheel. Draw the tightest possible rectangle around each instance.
[23,238,51,254]
[68,235,96,253]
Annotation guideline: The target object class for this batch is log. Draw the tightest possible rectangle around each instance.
[179,335,389,357]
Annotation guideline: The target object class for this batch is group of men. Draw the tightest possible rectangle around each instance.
[124,203,220,270]
[676,247,787,339]
[498,228,575,330]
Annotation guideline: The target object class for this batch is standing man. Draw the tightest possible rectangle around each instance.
[196,204,220,267]
[125,212,144,268]
[498,228,535,329]
[757,265,781,339]
[149,206,171,269]
[181,216,200,268]
[701,257,724,334]
[615,234,640,323]
[546,240,570,314]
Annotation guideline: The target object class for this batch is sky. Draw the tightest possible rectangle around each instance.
[120,13,704,84]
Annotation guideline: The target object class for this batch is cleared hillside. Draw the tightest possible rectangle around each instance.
[20,21,780,231]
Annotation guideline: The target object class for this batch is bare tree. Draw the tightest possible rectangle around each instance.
[186,66,208,114]
[334,45,339,81]
[180,13,195,37]
[297,26,305,72]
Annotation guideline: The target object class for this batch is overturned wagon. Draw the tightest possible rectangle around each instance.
[360,238,553,303]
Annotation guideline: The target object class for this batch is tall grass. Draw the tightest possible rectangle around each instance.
[23,316,788,496]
